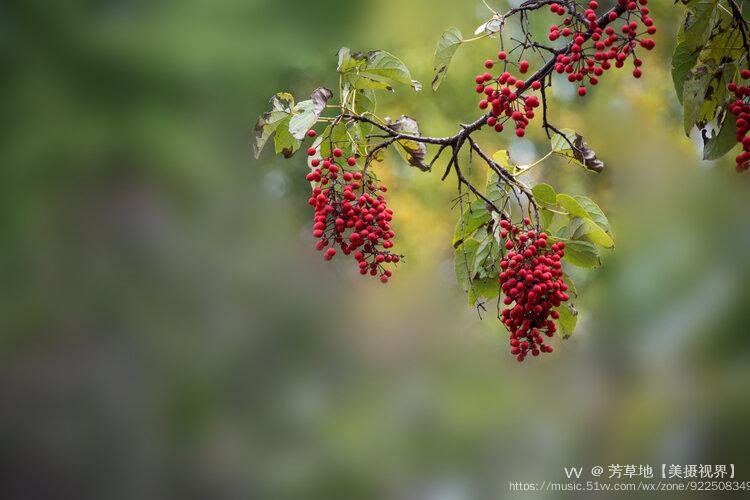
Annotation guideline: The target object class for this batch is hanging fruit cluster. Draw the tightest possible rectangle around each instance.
[498,219,570,362]
[307,141,400,283]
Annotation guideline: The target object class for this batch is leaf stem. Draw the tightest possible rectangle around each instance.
[462,33,489,43]
[516,150,553,175]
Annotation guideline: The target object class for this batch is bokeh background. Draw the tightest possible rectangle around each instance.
[2,1,749,498]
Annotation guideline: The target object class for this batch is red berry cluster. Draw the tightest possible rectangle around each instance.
[474,56,541,138]
[306,143,400,283]
[548,0,656,96]
[497,218,570,362]
[727,69,750,172]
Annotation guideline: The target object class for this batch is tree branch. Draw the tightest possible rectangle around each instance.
[346,1,628,224]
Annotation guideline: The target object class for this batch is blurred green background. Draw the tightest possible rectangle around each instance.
[2,1,750,499]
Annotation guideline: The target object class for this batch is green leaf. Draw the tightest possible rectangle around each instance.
[491,149,514,171]
[314,124,333,160]
[558,239,601,268]
[683,63,714,134]
[253,92,295,159]
[289,100,317,139]
[353,76,394,92]
[361,50,422,91]
[699,26,744,67]
[562,273,578,298]
[532,183,557,206]
[570,217,614,249]
[672,42,700,105]
[468,277,500,306]
[337,47,367,73]
[390,115,430,171]
[556,194,613,248]
[316,121,364,160]
[539,208,555,230]
[288,87,333,140]
[572,195,610,233]
[675,0,741,117]
[485,171,506,205]
[355,89,377,116]
[453,200,490,246]
[355,89,377,136]
[270,92,294,113]
[703,108,739,160]
[432,27,463,91]
[554,303,578,339]
[556,194,589,219]
[683,57,736,136]
[679,0,719,50]
[485,150,517,203]
[254,111,289,158]
[454,238,481,291]
[273,116,301,158]
[672,0,719,102]
[473,234,497,278]
[550,129,604,172]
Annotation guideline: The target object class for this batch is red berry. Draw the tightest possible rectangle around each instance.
[497,224,569,360]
